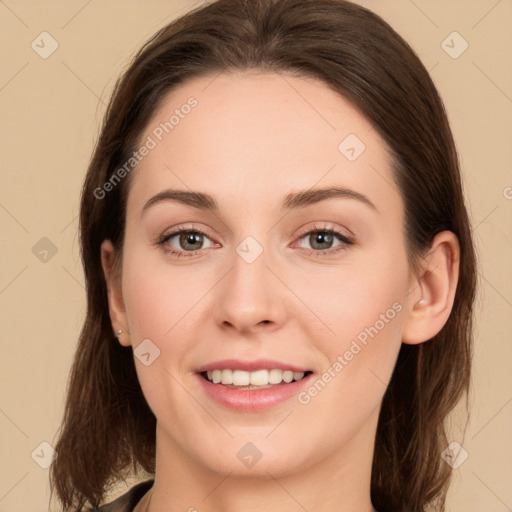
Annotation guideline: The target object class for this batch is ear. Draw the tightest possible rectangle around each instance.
[402,231,460,345]
[100,239,131,347]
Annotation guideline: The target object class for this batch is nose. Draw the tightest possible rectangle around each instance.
[214,243,288,335]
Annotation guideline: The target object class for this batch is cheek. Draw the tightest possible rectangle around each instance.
[121,245,209,341]
[289,255,408,349]
[287,246,409,401]
[119,248,207,425]
[291,274,407,449]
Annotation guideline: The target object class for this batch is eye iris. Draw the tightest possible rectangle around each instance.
[310,232,333,250]
[180,232,203,251]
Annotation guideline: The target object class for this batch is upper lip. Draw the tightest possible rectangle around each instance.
[195,359,311,373]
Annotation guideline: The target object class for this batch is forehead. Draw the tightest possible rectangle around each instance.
[126,71,402,218]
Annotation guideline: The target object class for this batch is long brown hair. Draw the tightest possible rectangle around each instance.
[49,1,476,510]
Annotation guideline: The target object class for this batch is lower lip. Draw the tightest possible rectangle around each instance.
[196,373,313,411]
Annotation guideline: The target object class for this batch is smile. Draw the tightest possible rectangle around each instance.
[202,369,312,389]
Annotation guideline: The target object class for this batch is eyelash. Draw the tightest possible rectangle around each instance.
[155,223,354,259]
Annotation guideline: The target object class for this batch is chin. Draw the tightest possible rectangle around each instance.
[191,431,315,476]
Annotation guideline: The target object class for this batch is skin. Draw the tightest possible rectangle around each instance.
[101,71,460,512]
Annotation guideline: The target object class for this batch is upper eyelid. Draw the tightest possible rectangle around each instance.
[161,225,213,241]
[161,223,351,238]
[295,222,353,239]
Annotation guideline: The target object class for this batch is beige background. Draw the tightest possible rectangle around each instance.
[0,1,510,511]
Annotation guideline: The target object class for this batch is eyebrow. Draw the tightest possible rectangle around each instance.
[141,186,377,216]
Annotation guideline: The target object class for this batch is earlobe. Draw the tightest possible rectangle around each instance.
[402,231,460,345]
[100,239,131,347]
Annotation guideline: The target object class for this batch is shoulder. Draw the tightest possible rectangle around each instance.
[84,479,154,512]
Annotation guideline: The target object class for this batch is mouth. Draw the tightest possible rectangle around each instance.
[194,359,314,410]
[199,369,314,390]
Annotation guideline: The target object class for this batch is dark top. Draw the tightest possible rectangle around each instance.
[88,479,154,512]
[87,479,381,511]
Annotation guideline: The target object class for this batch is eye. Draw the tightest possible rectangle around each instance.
[156,225,217,257]
[156,223,354,258]
[294,224,354,256]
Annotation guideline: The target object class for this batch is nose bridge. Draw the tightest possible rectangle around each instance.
[215,235,285,332]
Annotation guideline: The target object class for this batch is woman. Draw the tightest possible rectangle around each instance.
[49,0,476,511]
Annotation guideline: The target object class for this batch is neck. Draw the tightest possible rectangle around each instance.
[143,417,378,512]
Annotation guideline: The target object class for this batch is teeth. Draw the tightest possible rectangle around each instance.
[248,369,267,386]
[269,369,283,384]
[283,371,294,383]
[205,369,306,386]
[233,370,250,386]
[221,369,233,385]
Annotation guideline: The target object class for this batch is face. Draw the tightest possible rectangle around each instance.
[106,71,416,479]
